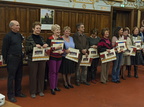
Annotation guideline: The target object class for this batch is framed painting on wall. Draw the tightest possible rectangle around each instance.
[40,8,54,30]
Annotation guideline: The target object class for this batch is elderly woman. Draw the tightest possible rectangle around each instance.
[46,24,63,95]
[87,28,101,84]
[59,26,76,89]
[129,27,144,78]
[98,28,112,84]
[25,21,48,98]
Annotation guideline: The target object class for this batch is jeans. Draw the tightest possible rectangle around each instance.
[112,53,123,82]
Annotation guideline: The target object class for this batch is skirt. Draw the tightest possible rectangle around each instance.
[131,50,144,65]
[59,57,76,74]
[121,55,131,65]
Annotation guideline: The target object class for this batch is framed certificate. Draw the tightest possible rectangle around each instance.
[134,40,142,50]
[32,47,50,61]
[100,48,116,63]
[88,48,99,58]
[129,46,136,56]
[67,48,79,58]
[65,56,79,62]
[116,40,127,52]
[65,48,79,62]
[80,55,92,66]
[51,40,64,53]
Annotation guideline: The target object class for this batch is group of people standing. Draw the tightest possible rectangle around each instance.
[2,20,144,103]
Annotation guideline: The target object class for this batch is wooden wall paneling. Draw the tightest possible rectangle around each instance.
[19,7,27,33]
[29,8,39,32]
[90,14,96,30]
[63,11,69,29]
[96,14,102,32]
[70,12,77,33]
[101,14,111,29]
[0,6,6,33]
[84,13,90,34]
[55,10,62,27]
[6,7,17,32]
[78,13,84,24]
[133,9,138,27]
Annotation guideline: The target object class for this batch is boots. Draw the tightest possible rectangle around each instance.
[134,66,138,78]
[127,66,131,77]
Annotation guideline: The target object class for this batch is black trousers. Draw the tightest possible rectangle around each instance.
[87,58,99,81]
[7,55,23,98]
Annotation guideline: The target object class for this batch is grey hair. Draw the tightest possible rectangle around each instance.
[9,21,15,28]
[76,23,84,30]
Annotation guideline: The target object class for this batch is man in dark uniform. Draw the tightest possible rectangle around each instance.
[2,20,26,102]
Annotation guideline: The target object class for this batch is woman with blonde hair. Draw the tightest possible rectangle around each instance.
[46,24,63,95]
[59,26,76,89]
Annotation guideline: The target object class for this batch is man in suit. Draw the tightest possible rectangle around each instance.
[2,20,26,102]
[73,23,90,86]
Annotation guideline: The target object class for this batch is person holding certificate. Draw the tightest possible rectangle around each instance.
[73,23,90,86]
[112,27,124,83]
[129,27,144,78]
[98,28,113,84]
[25,22,48,98]
[121,29,132,80]
[59,26,75,89]
[87,28,101,84]
[46,24,63,95]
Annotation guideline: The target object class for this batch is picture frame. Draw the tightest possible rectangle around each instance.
[40,8,54,30]
[32,47,50,61]
[65,48,79,62]
[100,48,116,63]
[88,48,99,58]
[80,55,92,66]
[134,40,142,50]
[67,48,79,58]
[129,46,136,56]
[51,40,64,53]
[116,40,127,52]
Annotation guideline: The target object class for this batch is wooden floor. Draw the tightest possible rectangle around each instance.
[0,65,144,107]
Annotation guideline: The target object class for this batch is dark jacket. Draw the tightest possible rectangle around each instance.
[98,38,113,53]
[25,35,46,61]
[73,32,89,54]
[2,31,23,63]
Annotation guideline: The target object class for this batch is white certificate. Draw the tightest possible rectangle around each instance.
[67,48,79,58]
[129,46,136,56]
[80,55,91,66]
[32,47,50,61]
[100,48,116,63]
[65,48,79,62]
[88,48,99,58]
[116,40,127,52]
[134,40,142,50]
[51,40,64,53]
[65,56,79,62]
